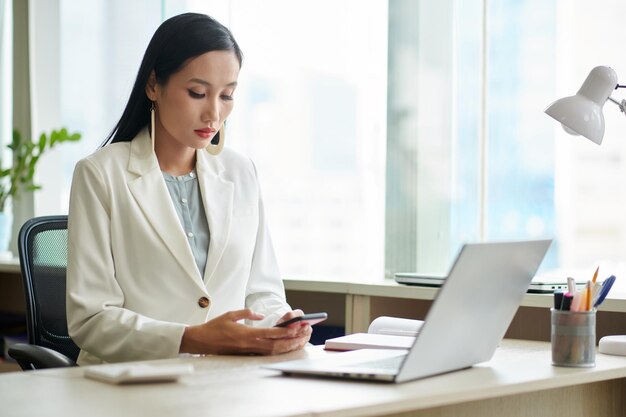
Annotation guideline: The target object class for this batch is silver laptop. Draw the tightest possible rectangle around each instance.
[265,239,551,383]
[395,272,584,293]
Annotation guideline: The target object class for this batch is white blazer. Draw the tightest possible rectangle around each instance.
[66,129,291,365]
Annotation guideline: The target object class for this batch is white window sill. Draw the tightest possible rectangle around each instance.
[283,277,626,313]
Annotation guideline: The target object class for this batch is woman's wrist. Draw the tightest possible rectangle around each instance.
[179,325,203,354]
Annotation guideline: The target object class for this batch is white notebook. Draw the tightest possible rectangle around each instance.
[324,316,423,351]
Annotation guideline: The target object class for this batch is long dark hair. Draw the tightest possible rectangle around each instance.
[104,13,243,146]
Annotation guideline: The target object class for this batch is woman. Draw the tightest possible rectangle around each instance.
[66,13,311,365]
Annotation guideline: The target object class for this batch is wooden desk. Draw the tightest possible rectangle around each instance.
[2,340,626,417]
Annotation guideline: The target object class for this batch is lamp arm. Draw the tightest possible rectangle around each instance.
[607,96,626,113]
[610,84,626,113]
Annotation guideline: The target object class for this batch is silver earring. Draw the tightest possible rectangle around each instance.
[150,101,156,151]
[206,123,225,155]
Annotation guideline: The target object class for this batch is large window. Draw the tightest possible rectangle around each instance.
[385,0,484,276]
[31,0,161,217]
[32,0,387,281]
[386,0,626,296]
[23,1,626,290]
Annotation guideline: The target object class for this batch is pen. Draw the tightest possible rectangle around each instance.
[593,275,616,308]
[554,290,564,310]
[561,292,573,311]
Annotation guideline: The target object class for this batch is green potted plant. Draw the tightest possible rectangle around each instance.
[0,128,82,253]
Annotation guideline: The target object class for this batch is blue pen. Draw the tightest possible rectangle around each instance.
[593,275,616,308]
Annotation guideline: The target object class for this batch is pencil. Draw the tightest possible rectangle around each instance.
[585,281,591,311]
[592,266,599,284]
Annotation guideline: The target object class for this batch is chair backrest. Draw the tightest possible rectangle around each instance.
[18,215,80,362]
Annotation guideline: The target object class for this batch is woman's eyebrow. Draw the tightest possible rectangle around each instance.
[188,78,238,88]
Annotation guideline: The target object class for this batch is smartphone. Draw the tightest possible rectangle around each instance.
[274,312,328,328]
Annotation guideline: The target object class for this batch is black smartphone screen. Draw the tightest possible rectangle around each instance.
[274,312,328,327]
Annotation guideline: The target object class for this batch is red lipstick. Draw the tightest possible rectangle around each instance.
[194,127,216,139]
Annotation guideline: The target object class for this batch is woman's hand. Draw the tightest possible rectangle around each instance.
[274,309,312,349]
[179,308,312,356]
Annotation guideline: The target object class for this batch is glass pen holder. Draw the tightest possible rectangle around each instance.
[551,308,596,367]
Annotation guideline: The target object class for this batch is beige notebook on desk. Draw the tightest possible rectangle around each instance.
[324,316,423,351]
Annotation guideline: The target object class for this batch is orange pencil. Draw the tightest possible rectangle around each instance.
[592,266,599,283]
[585,281,591,311]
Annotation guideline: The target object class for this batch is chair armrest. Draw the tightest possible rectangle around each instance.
[8,343,78,370]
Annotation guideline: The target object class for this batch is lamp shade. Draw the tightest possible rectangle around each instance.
[545,66,618,145]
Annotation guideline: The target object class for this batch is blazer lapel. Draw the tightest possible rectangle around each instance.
[126,130,205,289]
[196,149,234,283]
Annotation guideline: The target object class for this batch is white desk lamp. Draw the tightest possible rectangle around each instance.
[545,65,626,356]
[545,65,626,144]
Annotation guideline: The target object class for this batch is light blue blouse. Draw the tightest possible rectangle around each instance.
[162,170,210,278]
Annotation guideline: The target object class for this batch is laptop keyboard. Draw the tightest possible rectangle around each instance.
[341,355,405,372]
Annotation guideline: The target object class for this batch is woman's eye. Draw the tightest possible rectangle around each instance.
[188,90,205,99]
[221,94,234,101]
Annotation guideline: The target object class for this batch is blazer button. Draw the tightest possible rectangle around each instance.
[198,297,210,308]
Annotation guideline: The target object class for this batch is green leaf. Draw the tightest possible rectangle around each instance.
[6,127,82,202]
[38,133,46,153]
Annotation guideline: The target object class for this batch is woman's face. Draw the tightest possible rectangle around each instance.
[147,50,240,150]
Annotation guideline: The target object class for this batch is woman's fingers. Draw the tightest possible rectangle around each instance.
[253,330,312,355]
[276,309,304,325]
[231,321,312,354]
[182,309,313,356]
[223,308,265,322]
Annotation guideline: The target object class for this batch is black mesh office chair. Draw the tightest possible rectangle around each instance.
[8,215,79,370]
